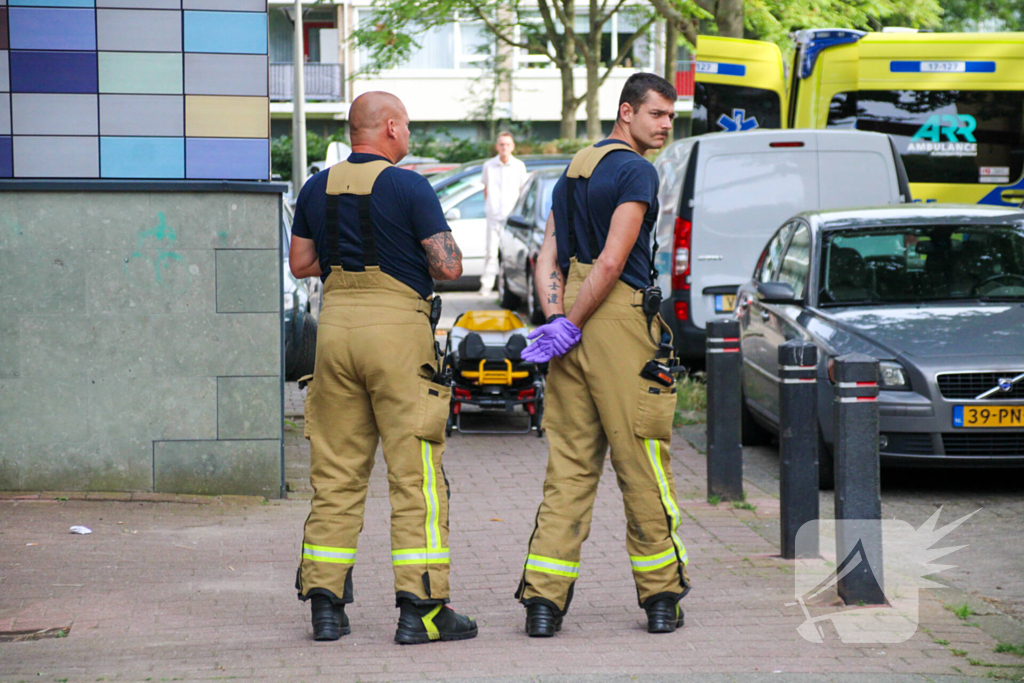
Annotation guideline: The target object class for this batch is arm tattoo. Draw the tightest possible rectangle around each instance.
[546,269,563,306]
[423,231,462,278]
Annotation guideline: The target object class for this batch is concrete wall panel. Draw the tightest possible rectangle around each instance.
[218,376,280,439]
[0,190,282,496]
[185,95,268,138]
[216,249,277,313]
[183,0,265,12]
[0,192,277,250]
[1,51,10,91]
[154,439,279,496]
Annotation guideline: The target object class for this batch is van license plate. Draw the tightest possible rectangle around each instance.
[715,295,736,313]
[953,405,1024,428]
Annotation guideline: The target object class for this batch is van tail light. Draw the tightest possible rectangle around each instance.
[454,388,472,400]
[769,141,805,148]
[674,301,689,320]
[672,217,691,292]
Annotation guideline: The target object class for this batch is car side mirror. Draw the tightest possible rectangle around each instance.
[757,281,797,303]
[444,208,461,221]
[506,214,529,228]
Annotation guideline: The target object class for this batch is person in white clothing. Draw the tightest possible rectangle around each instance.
[479,132,528,295]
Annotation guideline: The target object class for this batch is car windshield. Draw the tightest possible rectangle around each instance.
[435,172,483,202]
[539,177,558,219]
[819,223,1024,306]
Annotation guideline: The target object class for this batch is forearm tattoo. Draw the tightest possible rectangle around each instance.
[423,232,463,278]
[547,269,564,305]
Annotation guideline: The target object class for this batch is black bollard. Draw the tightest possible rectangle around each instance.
[831,353,885,606]
[705,319,743,502]
[778,340,819,560]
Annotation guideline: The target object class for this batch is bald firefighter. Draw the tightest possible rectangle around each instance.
[290,92,478,644]
[516,73,691,636]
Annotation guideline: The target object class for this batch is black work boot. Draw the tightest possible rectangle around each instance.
[394,601,478,644]
[525,603,562,637]
[645,598,684,634]
[311,594,350,641]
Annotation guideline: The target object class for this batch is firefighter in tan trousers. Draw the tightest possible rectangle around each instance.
[516,73,690,636]
[288,92,478,644]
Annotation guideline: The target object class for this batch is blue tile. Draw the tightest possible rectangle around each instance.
[100,136,184,178]
[9,8,96,49]
[186,137,267,179]
[0,137,11,177]
[9,0,95,7]
[10,51,97,92]
[183,10,266,54]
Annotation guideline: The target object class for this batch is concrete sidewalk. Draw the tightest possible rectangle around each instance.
[2,420,1022,682]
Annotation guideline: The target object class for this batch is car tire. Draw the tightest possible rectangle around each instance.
[286,314,317,382]
[740,393,773,446]
[498,258,521,310]
[818,428,835,490]
[526,269,544,325]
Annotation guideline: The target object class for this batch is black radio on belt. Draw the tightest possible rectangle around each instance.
[640,285,662,318]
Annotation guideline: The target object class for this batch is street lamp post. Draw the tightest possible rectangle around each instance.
[292,0,307,193]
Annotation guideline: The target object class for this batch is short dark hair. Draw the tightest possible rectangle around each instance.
[617,73,677,121]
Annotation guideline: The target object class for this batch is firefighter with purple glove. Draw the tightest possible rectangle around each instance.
[517,73,691,636]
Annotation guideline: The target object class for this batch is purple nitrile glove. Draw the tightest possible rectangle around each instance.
[521,316,582,363]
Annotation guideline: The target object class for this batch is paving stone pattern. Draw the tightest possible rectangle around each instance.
[2,416,1022,682]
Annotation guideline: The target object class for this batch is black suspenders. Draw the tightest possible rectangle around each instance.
[324,190,379,268]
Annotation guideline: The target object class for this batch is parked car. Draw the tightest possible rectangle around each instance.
[431,155,573,204]
[652,129,911,362]
[282,204,321,381]
[736,203,1024,487]
[497,167,567,324]
[440,182,489,279]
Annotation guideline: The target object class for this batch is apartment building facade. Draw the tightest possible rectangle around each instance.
[267,0,694,140]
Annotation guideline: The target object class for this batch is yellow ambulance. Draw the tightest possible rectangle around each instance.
[694,30,1024,206]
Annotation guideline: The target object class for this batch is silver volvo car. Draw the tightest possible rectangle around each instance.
[735,204,1024,486]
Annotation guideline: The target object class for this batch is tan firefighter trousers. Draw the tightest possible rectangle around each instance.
[297,267,453,605]
[516,260,690,613]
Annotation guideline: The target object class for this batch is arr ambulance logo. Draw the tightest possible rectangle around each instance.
[791,508,978,644]
[907,114,978,157]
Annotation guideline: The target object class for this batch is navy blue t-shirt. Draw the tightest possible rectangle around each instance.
[291,153,450,299]
[552,139,660,290]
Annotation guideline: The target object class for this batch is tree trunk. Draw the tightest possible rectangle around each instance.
[663,21,677,144]
[715,0,744,38]
[559,64,578,139]
[584,0,602,139]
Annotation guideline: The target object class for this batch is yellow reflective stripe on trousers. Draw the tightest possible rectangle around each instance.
[644,438,689,566]
[391,548,451,566]
[525,553,580,578]
[302,543,357,564]
[630,547,677,572]
[421,440,441,550]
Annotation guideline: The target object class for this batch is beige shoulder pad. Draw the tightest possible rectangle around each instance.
[326,160,393,196]
[566,141,636,179]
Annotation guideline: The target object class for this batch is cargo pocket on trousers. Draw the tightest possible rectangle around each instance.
[299,374,314,439]
[414,376,451,443]
[633,378,677,441]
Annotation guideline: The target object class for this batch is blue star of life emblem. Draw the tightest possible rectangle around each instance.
[716,108,760,132]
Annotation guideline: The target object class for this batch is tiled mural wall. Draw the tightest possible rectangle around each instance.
[0,0,270,179]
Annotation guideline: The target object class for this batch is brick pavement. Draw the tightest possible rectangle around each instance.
[2,405,1022,682]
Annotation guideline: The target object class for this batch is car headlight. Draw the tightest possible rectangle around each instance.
[879,361,910,391]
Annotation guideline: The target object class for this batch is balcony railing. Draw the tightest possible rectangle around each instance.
[675,60,695,99]
[270,63,345,102]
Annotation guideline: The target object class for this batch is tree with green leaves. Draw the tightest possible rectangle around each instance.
[938,0,1023,31]
[352,0,657,139]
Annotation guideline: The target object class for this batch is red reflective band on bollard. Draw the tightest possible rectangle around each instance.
[453,402,462,415]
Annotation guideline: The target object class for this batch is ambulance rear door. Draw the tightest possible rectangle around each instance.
[693,36,788,136]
